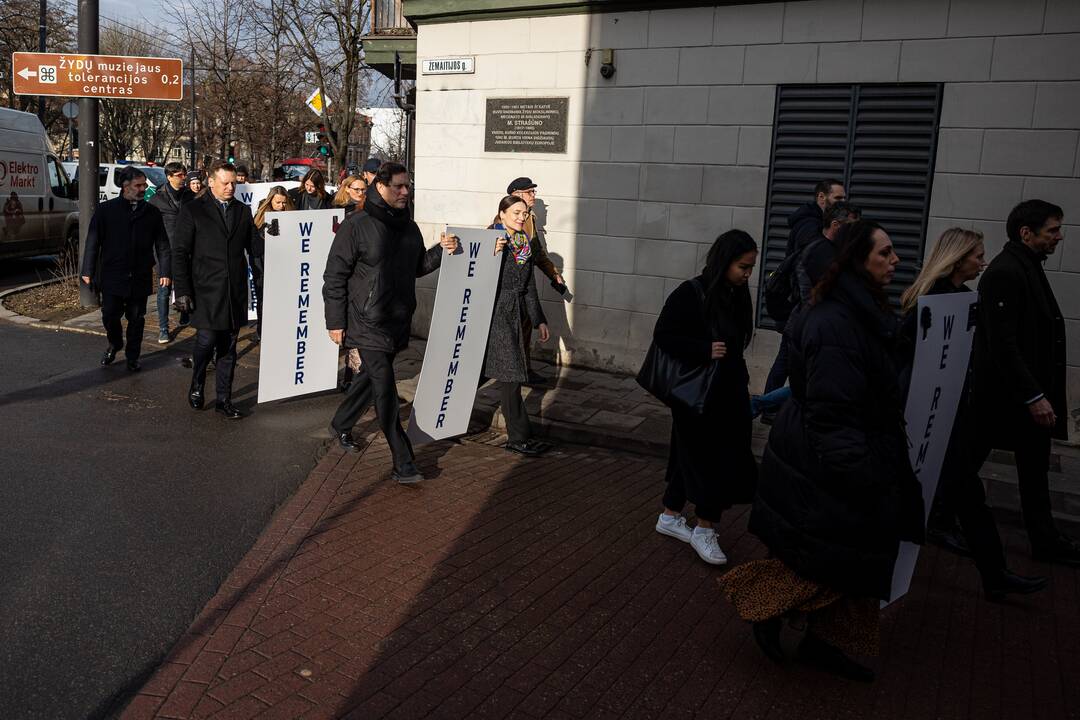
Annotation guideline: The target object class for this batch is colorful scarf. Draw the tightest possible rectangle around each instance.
[507,230,532,266]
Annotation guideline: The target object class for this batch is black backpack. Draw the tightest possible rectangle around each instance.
[763,250,801,323]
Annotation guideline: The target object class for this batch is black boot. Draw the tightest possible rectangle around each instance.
[983,570,1048,602]
[752,618,785,664]
[188,383,205,410]
[796,632,875,683]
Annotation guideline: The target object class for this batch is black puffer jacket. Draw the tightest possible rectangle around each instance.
[322,186,442,352]
[785,201,823,256]
[749,270,924,600]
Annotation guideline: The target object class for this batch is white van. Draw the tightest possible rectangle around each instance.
[0,108,78,261]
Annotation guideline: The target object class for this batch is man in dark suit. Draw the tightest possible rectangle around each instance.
[172,160,255,419]
[148,162,194,341]
[80,166,170,372]
[972,199,1075,565]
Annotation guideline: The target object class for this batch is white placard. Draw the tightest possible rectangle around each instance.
[256,209,344,403]
[421,57,475,75]
[407,227,504,444]
[886,291,978,605]
[234,182,300,321]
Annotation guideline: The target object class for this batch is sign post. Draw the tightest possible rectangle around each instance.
[407,227,504,445]
[12,52,184,101]
[886,291,978,605]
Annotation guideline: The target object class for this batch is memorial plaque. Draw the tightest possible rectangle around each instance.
[485,97,569,153]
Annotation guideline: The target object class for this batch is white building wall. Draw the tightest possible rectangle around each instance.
[412,0,1080,441]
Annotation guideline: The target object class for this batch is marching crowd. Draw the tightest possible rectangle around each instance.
[80,159,1071,683]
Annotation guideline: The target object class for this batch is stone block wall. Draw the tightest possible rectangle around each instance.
[412,0,1080,440]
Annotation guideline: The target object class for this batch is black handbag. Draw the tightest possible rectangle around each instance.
[636,278,718,415]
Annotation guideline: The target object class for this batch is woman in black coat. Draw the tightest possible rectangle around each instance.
[720,220,924,683]
[288,168,332,211]
[898,228,1047,601]
[484,195,550,457]
[250,186,295,339]
[653,230,759,567]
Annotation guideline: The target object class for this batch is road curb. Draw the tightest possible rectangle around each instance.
[0,276,67,325]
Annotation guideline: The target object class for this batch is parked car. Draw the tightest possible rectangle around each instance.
[97,163,162,202]
[0,107,78,261]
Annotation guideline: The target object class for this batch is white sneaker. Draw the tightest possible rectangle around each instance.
[656,513,693,543]
[690,528,728,565]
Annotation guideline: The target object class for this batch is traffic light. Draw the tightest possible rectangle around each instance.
[316,123,333,158]
[227,140,237,164]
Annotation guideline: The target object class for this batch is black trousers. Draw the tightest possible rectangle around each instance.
[933,415,1006,578]
[101,293,148,360]
[968,425,1057,551]
[332,349,414,470]
[500,381,531,444]
[192,329,239,402]
[250,257,264,336]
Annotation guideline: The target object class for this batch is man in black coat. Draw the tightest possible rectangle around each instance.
[172,160,255,419]
[971,199,1076,565]
[323,162,456,483]
[80,166,170,372]
[764,179,847,397]
[148,162,194,340]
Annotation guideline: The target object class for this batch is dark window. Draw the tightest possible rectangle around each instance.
[757,83,943,328]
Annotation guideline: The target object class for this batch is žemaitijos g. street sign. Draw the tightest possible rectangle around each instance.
[11,52,184,101]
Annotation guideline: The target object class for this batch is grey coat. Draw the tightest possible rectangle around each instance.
[484,243,546,382]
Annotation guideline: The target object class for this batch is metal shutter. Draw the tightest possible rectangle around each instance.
[756,83,943,328]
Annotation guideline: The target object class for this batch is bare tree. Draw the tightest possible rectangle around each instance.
[0,0,75,134]
[257,0,374,173]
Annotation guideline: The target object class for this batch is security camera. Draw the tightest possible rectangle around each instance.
[599,49,615,80]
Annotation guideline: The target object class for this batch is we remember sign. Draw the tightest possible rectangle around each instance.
[887,291,978,604]
[235,182,300,321]
[408,228,504,444]
[257,209,343,403]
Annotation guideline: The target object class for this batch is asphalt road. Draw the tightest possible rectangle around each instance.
[0,256,62,293]
[0,321,344,719]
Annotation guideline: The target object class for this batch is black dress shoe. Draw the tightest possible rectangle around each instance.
[752,618,785,664]
[188,385,205,410]
[796,632,875,683]
[101,346,119,366]
[927,526,971,558]
[392,462,424,485]
[1032,536,1080,567]
[214,400,243,419]
[330,425,360,453]
[984,570,1049,602]
[126,359,141,372]
[505,439,548,457]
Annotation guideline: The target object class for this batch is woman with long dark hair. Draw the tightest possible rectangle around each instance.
[720,220,924,683]
[484,195,551,456]
[288,168,331,210]
[653,230,759,566]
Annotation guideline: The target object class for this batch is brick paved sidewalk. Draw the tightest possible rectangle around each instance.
[122,425,1079,720]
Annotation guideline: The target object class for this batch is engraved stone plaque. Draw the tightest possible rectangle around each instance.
[485,97,569,154]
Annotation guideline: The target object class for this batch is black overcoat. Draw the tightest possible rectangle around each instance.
[322,188,442,353]
[171,194,256,331]
[749,271,925,600]
[81,197,169,298]
[973,241,1068,442]
[653,277,757,509]
[483,230,546,383]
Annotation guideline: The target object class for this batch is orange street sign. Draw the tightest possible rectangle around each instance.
[11,52,184,101]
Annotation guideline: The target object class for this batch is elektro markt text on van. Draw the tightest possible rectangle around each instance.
[3,161,39,189]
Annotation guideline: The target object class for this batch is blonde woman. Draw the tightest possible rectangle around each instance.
[900,228,1047,602]
[250,186,295,338]
[333,175,367,216]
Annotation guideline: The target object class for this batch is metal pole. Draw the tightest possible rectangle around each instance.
[77,0,99,308]
[38,0,47,122]
[189,49,196,168]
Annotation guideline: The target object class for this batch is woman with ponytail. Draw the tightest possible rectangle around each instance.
[653,230,759,566]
